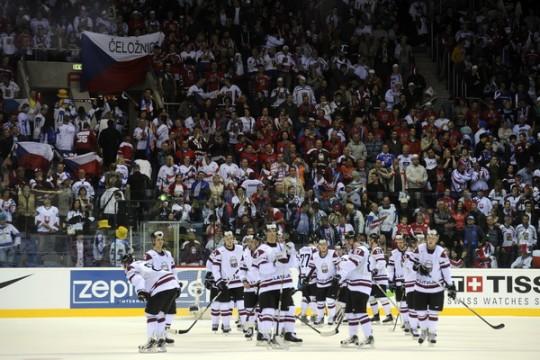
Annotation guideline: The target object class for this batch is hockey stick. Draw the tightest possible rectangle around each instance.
[373,282,403,326]
[436,282,505,330]
[173,269,241,335]
[269,276,289,349]
[318,286,345,337]
[294,315,322,334]
[456,299,504,330]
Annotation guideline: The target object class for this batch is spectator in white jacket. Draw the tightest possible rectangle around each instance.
[56,117,76,155]
[405,154,428,207]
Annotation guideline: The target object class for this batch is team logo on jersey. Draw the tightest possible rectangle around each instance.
[230,256,238,268]
[321,263,328,273]
[466,276,483,292]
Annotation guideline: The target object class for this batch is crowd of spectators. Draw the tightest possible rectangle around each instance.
[0,0,539,269]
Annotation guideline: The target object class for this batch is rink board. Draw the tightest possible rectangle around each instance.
[0,267,539,317]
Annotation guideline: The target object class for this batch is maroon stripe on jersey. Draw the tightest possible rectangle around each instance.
[128,274,136,282]
[440,264,450,269]
[259,316,273,322]
[347,280,371,286]
[415,282,442,289]
[359,317,370,325]
[350,258,359,266]
[157,318,165,323]
[348,321,359,326]
[147,318,157,323]
[418,315,428,321]
[151,274,176,290]
[260,278,292,288]
[429,316,438,321]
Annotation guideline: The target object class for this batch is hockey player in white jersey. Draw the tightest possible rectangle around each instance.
[309,239,340,325]
[387,234,409,332]
[144,231,178,344]
[242,234,261,339]
[411,229,456,344]
[403,235,420,337]
[298,237,317,323]
[122,254,181,353]
[253,223,302,345]
[212,230,246,334]
[335,240,374,347]
[205,251,221,332]
[368,234,393,323]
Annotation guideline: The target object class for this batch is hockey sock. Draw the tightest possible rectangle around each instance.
[259,308,275,338]
[309,296,317,316]
[165,314,174,329]
[416,310,428,331]
[300,299,308,316]
[359,313,372,337]
[409,308,419,330]
[369,298,379,317]
[220,302,232,329]
[381,299,392,317]
[283,306,296,333]
[399,301,409,324]
[316,301,325,320]
[236,299,246,326]
[145,313,158,338]
[327,298,336,321]
[211,302,220,327]
[156,312,166,339]
[428,310,439,335]
[347,313,359,338]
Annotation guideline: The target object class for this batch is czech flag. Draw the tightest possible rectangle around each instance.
[81,31,164,94]
[64,152,103,177]
[15,142,54,171]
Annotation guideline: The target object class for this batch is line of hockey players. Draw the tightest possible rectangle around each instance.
[203,224,457,348]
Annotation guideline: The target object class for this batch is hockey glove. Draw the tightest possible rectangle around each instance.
[388,282,397,292]
[204,272,214,290]
[175,288,181,299]
[276,251,289,264]
[137,290,150,302]
[332,275,342,288]
[413,263,431,276]
[446,284,457,300]
[216,280,227,292]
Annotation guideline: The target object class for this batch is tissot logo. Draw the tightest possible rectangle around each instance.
[466,276,483,292]
[452,274,540,294]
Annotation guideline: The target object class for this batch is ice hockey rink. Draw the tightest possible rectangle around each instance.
[0,316,538,360]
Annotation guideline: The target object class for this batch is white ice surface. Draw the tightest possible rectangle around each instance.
[0,317,538,360]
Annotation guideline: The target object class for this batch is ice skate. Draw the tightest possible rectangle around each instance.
[428,332,437,345]
[156,338,167,353]
[244,327,254,340]
[418,329,428,344]
[370,313,380,323]
[357,335,375,348]
[164,326,175,345]
[212,324,219,332]
[256,332,268,346]
[403,321,411,333]
[381,314,394,324]
[268,335,288,350]
[221,324,231,334]
[340,335,358,347]
[138,338,157,353]
[411,328,420,338]
[327,317,335,326]
[284,332,303,345]
[313,317,324,326]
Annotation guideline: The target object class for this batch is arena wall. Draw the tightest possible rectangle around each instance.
[1,268,539,317]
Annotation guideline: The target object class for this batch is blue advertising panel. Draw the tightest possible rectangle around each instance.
[70,268,209,309]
